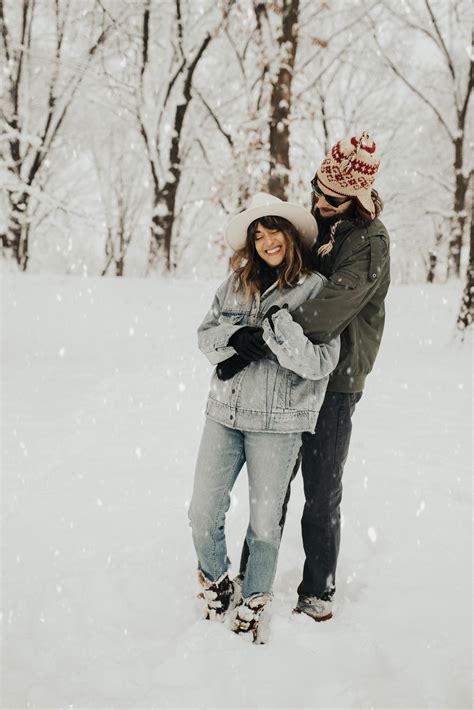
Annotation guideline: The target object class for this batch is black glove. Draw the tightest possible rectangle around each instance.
[228,326,266,361]
[264,303,289,333]
[216,354,249,381]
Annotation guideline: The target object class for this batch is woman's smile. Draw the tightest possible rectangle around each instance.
[254,223,287,265]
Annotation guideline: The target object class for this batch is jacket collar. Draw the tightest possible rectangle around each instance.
[261,271,308,298]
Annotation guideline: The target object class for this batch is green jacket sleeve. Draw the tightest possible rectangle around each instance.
[292,231,390,343]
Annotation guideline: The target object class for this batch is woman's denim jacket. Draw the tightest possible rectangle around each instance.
[198,272,340,433]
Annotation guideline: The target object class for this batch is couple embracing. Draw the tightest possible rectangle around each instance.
[188,133,391,643]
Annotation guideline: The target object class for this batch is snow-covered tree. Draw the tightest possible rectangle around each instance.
[133,0,233,272]
[370,0,473,278]
[0,0,119,270]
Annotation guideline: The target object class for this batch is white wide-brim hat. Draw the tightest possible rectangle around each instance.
[225,192,318,252]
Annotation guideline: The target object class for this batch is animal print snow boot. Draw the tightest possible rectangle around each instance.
[232,593,272,644]
[197,570,240,621]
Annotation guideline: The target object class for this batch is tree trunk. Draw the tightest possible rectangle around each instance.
[427,226,444,283]
[150,101,183,271]
[3,191,30,269]
[448,134,469,278]
[456,214,473,334]
[268,0,299,200]
[426,251,437,284]
[148,34,211,272]
[115,227,125,277]
[151,187,176,272]
[18,222,30,271]
[101,228,114,276]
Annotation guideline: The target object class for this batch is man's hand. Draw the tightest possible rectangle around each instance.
[228,326,266,360]
[216,354,249,381]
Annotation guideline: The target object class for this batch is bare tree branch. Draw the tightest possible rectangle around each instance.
[424,0,456,84]
[370,25,455,142]
[0,0,11,64]
[12,0,30,121]
[27,8,118,185]
[299,1,381,74]
[195,90,234,149]
[459,26,473,125]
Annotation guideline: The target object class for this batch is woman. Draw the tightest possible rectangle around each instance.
[188,192,340,643]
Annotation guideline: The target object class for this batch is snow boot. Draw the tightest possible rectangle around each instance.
[232,572,245,590]
[232,593,272,644]
[197,570,240,621]
[293,595,333,622]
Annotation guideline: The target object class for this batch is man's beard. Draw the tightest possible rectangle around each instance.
[313,208,341,233]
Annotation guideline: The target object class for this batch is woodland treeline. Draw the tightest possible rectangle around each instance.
[1,0,472,329]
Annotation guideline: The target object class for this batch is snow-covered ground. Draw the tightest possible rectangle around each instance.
[2,272,472,710]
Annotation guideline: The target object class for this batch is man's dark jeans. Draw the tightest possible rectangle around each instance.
[239,391,362,599]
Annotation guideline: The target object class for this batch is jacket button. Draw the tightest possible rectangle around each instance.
[232,389,236,394]
[229,414,233,420]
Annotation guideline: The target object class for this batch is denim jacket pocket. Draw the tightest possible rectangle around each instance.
[288,372,318,411]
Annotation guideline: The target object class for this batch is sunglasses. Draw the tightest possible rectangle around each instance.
[311,179,351,208]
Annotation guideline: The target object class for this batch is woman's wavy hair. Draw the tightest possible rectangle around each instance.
[310,188,384,224]
[230,215,314,299]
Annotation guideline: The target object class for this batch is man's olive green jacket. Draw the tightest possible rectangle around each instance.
[293,217,390,393]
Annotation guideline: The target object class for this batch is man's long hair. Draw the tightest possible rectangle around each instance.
[231,215,314,299]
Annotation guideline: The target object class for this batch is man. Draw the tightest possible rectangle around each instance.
[239,131,391,622]
[291,131,390,621]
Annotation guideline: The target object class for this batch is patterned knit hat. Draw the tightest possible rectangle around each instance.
[316,132,380,218]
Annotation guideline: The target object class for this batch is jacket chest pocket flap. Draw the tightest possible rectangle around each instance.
[333,269,359,289]
[218,311,245,324]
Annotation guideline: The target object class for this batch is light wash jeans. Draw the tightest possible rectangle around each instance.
[189,418,301,599]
